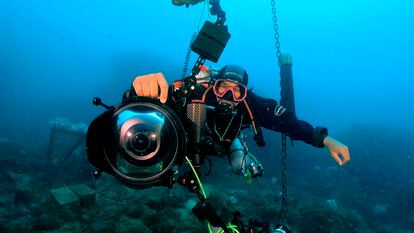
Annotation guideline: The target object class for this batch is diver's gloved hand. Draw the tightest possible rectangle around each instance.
[323,136,350,166]
[132,73,169,103]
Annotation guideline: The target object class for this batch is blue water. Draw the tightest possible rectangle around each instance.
[1,0,413,232]
[1,0,413,133]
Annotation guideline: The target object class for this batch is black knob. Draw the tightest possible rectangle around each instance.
[92,97,112,110]
[93,97,102,106]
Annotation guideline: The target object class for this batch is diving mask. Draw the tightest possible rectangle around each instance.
[213,79,247,102]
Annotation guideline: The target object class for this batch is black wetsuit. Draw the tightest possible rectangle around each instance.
[203,88,327,149]
[244,90,328,148]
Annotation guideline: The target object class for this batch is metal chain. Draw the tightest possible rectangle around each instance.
[281,133,288,219]
[181,32,198,79]
[271,0,288,220]
[271,0,282,68]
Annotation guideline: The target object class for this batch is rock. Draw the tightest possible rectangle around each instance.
[115,216,151,233]
[50,186,80,207]
[87,216,116,233]
[50,184,96,208]
[32,214,64,231]
[326,199,338,210]
[8,207,31,218]
[145,199,165,211]
[0,193,16,208]
[139,204,157,218]
[373,204,388,214]
[69,184,95,206]
[227,195,238,206]
[7,172,31,191]
[49,118,87,134]
[56,222,82,233]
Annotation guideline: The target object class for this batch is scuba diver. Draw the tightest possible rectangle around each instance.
[112,65,350,232]
[126,65,350,170]
[88,56,350,233]
[86,2,349,232]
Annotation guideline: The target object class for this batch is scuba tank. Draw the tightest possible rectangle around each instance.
[229,135,264,183]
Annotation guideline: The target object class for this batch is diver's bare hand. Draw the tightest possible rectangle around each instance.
[132,73,169,103]
[323,136,350,166]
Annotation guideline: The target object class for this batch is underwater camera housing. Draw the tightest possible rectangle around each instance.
[86,97,186,188]
[191,21,231,63]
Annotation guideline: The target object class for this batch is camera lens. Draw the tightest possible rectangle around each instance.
[132,133,150,152]
[91,99,187,188]
[123,124,158,158]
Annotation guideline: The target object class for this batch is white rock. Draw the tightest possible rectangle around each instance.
[326,199,338,210]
